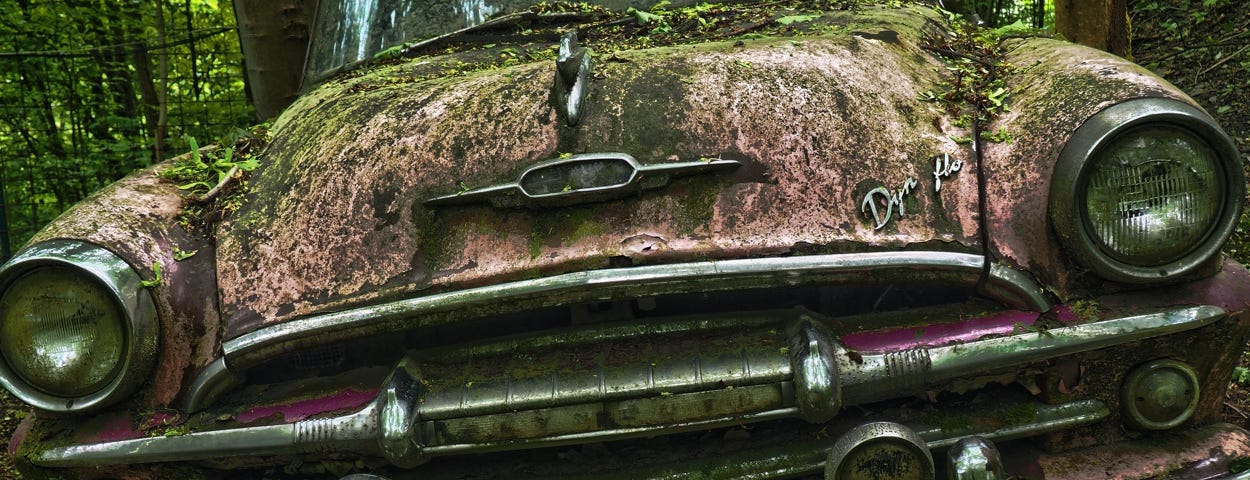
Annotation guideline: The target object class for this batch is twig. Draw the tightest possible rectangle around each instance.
[1141,41,1250,64]
[1225,400,1245,417]
[195,165,240,204]
[920,45,997,69]
[1198,43,1250,77]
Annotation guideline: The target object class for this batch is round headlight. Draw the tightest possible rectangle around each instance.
[0,266,128,397]
[1084,126,1223,265]
[1051,98,1244,284]
[0,240,157,412]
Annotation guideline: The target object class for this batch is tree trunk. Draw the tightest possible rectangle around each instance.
[233,0,317,120]
[1055,0,1130,58]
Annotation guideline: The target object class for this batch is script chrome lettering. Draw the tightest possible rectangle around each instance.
[861,178,919,230]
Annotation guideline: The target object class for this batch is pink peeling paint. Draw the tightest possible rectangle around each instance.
[90,415,145,442]
[80,411,185,444]
[842,306,1078,353]
[8,415,33,457]
[236,388,376,424]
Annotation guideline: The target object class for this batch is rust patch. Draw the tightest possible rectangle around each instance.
[621,234,669,260]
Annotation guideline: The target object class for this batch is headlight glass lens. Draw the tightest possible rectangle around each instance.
[1084,126,1222,265]
[0,266,126,397]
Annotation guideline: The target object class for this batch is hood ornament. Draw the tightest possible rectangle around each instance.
[556,31,592,126]
[426,153,739,208]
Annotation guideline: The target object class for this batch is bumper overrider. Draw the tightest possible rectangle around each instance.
[29,303,1250,479]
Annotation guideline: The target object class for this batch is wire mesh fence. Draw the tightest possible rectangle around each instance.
[0,1,255,259]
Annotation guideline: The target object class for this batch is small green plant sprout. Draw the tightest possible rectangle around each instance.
[172,247,198,261]
[982,127,1014,143]
[159,135,260,202]
[140,261,163,288]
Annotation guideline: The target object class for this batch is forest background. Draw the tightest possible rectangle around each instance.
[0,0,1248,477]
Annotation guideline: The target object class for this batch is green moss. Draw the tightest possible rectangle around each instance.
[674,177,723,236]
[1070,299,1100,323]
[526,205,611,258]
[999,402,1037,426]
[416,210,457,271]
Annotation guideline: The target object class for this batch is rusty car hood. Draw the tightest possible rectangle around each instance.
[214,6,981,338]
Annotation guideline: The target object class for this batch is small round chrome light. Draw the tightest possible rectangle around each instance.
[1120,359,1199,431]
[1050,98,1244,284]
[826,422,934,480]
[947,436,1004,480]
[0,240,158,412]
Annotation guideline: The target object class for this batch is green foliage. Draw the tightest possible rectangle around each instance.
[140,261,163,288]
[919,19,1021,136]
[982,126,1013,143]
[1234,366,1250,385]
[0,0,253,253]
[159,135,259,196]
[173,247,197,261]
[946,0,1054,29]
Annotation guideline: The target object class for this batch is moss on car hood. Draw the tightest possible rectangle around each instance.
[213,4,982,337]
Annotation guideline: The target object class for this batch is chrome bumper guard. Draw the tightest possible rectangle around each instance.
[36,305,1224,470]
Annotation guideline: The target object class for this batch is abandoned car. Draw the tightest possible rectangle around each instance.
[3,0,1249,478]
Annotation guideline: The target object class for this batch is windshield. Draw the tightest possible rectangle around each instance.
[305,0,648,84]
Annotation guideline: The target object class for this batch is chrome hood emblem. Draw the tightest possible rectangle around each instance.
[425,152,740,208]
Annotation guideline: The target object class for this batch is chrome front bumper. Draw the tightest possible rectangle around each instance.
[35,305,1227,475]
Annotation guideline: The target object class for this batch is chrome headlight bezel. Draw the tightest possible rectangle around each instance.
[0,240,158,412]
[1050,97,1245,284]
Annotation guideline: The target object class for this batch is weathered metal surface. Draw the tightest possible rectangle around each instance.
[24,163,222,408]
[214,6,979,339]
[981,38,1197,297]
[219,252,1002,372]
[32,305,1220,468]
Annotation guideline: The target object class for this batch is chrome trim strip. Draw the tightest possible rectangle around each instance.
[65,305,1219,468]
[194,251,1015,410]
[984,262,1055,312]
[1223,469,1250,480]
[39,404,381,467]
[182,358,241,415]
[0,240,159,412]
[224,252,1009,369]
[842,305,1224,405]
